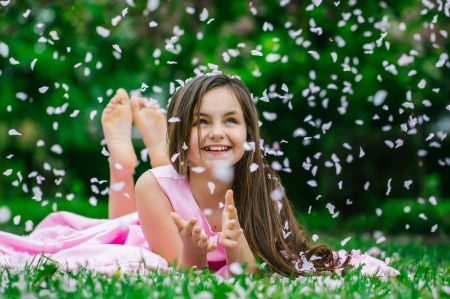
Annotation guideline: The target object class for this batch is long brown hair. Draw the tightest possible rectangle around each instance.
[166,74,350,276]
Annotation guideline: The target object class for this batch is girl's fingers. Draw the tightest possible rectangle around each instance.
[227,205,237,220]
[197,234,208,248]
[184,218,197,236]
[227,219,236,230]
[206,242,218,252]
[170,213,186,232]
[225,228,243,240]
[224,190,234,209]
[192,226,202,241]
[220,238,238,248]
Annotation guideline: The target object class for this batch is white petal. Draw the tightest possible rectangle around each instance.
[39,86,49,93]
[96,26,110,38]
[8,129,22,136]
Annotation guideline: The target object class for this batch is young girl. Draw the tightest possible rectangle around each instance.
[0,75,398,277]
[134,73,399,277]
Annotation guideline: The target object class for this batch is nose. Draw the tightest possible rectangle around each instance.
[208,122,225,140]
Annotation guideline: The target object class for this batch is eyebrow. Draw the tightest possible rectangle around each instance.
[198,111,239,117]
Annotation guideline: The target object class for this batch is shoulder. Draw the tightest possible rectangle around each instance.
[135,169,173,214]
[148,165,182,180]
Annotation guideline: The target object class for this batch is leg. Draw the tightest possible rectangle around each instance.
[131,97,170,168]
[101,89,137,219]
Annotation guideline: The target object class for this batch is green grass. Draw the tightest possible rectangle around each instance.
[1,235,449,298]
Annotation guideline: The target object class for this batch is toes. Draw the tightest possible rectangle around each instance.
[130,96,140,113]
[116,88,130,105]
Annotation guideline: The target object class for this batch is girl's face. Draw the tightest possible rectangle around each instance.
[189,86,247,171]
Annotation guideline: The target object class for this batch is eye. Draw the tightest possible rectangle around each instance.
[225,118,237,124]
[199,119,208,125]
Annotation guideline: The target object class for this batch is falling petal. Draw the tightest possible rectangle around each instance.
[207,182,215,194]
[8,129,21,136]
[340,236,351,246]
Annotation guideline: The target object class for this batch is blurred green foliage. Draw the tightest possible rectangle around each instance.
[0,0,449,233]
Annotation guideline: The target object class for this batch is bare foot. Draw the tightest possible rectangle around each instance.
[101,89,137,176]
[130,96,169,167]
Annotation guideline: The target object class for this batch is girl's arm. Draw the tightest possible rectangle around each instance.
[135,171,210,270]
[220,190,260,275]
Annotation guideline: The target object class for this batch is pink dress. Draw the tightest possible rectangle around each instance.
[0,165,399,277]
[0,165,227,276]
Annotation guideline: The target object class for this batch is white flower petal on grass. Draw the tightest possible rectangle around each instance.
[262,111,277,121]
[50,144,63,154]
[199,8,208,21]
[89,196,98,206]
[429,196,437,205]
[375,208,382,216]
[38,86,49,93]
[149,21,158,27]
[38,37,47,43]
[3,169,12,176]
[24,220,34,232]
[385,140,394,148]
[112,44,121,53]
[293,128,307,137]
[266,53,280,62]
[251,50,263,56]
[331,52,337,63]
[229,262,243,275]
[49,31,59,40]
[31,58,37,70]
[418,79,426,89]
[90,110,97,120]
[359,147,365,158]
[404,180,413,189]
[168,117,180,123]
[281,83,288,92]
[8,129,21,136]
[171,153,180,163]
[312,234,319,242]
[307,180,317,187]
[0,42,8,58]
[340,236,351,246]
[207,182,215,194]
[419,213,427,220]
[326,203,335,214]
[373,90,387,106]
[0,0,11,6]
[436,59,445,68]
[13,215,20,225]
[374,236,386,244]
[431,224,438,233]
[70,110,79,117]
[112,16,121,26]
[122,7,128,17]
[9,57,20,65]
[96,26,110,38]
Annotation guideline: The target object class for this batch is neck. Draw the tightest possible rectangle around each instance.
[189,168,233,210]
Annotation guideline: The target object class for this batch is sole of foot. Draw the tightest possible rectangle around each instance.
[101,88,137,176]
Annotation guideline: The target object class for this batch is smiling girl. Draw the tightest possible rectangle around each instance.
[0,74,398,278]
[135,74,399,277]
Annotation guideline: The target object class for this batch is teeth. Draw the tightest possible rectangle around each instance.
[204,146,229,151]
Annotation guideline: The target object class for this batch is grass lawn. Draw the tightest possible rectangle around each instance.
[1,234,449,298]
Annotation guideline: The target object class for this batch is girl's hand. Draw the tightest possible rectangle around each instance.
[219,190,244,248]
[171,213,218,254]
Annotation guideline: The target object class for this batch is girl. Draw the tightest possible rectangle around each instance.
[0,75,397,277]
[135,73,399,277]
